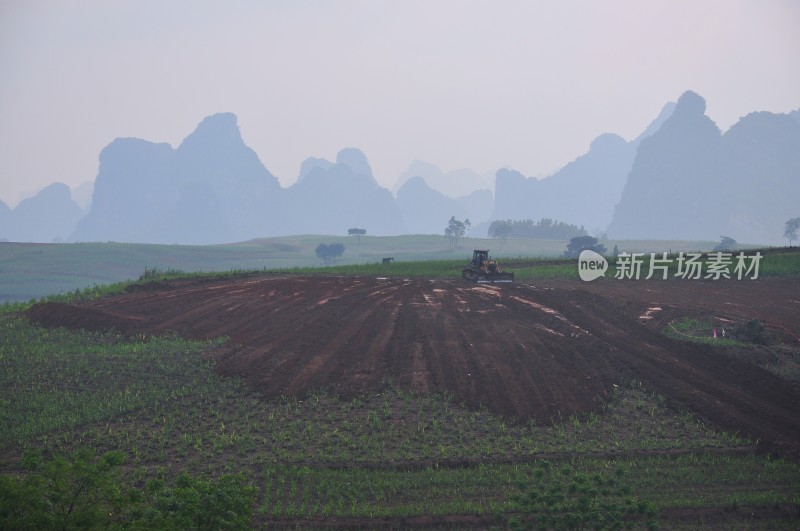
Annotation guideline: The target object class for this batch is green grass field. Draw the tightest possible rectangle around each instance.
[0,235,740,302]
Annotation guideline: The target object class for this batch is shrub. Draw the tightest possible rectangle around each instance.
[315,243,346,264]
[0,448,128,529]
[0,449,257,530]
[732,319,772,346]
[564,236,607,258]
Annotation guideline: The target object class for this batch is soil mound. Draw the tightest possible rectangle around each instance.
[27,275,800,456]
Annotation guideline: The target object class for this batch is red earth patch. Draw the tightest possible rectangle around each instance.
[27,274,800,457]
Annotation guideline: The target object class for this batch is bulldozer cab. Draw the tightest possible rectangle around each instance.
[470,250,490,267]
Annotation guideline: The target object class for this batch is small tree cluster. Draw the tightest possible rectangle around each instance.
[489,218,588,241]
[315,243,345,264]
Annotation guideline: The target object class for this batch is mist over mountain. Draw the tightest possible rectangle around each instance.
[73,113,283,244]
[455,188,493,227]
[274,148,405,236]
[70,115,409,243]
[297,157,335,183]
[0,200,11,241]
[70,181,94,210]
[336,148,374,181]
[608,91,721,239]
[7,94,797,245]
[718,111,800,244]
[632,101,677,148]
[493,134,636,233]
[0,183,84,242]
[396,177,469,234]
[491,102,676,233]
[608,91,800,244]
[394,161,492,198]
[73,138,177,242]
[393,160,495,234]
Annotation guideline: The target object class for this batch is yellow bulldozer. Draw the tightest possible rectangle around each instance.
[462,250,514,283]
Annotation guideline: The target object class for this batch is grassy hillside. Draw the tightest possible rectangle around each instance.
[0,235,732,303]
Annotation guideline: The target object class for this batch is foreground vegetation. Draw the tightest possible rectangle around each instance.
[2,448,255,530]
[2,308,799,528]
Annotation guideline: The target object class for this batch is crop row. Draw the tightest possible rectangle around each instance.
[1,346,745,470]
[3,314,799,527]
[1,315,746,465]
[254,453,799,520]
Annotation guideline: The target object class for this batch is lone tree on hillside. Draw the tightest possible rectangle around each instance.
[315,243,345,264]
[785,217,800,246]
[347,227,367,243]
[445,217,470,247]
[564,236,606,258]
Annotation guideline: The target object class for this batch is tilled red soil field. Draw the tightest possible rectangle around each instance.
[27,274,800,456]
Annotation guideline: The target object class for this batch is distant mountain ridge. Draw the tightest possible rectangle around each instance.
[492,101,676,233]
[393,160,493,198]
[4,93,798,245]
[0,183,84,242]
[396,177,469,235]
[69,114,408,244]
[73,113,281,244]
[275,149,405,236]
[608,91,800,244]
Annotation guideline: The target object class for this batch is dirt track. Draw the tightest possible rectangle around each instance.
[27,274,800,456]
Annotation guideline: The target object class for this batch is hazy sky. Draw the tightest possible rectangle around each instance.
[1,0,798,207]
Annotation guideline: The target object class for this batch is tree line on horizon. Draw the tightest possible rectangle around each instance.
[488,218,588,242]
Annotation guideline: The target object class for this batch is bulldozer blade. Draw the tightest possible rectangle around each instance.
[476,275,514,284]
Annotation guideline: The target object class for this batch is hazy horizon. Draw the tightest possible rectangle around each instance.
[2,0,799,207]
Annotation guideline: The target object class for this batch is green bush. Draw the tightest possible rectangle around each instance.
[732,319,772,346]
[0,449,256,530]
[1,448,128,529]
